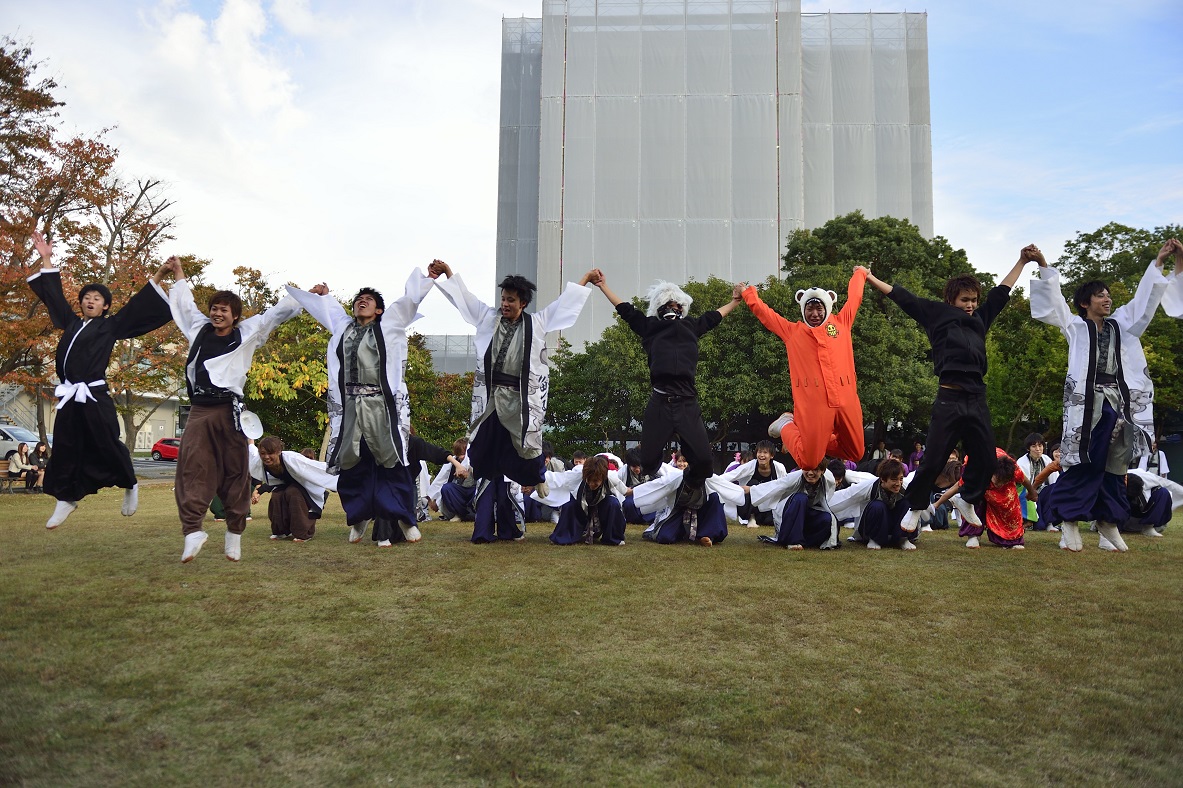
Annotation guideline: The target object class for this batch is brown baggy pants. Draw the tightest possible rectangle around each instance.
[175,404,250,535]
[268,484,317,540]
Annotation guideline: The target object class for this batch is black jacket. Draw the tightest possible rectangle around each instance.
[616,303,722,397]
[887,284,1011,390]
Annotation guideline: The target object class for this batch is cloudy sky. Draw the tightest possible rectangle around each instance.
[3,0,1181,334]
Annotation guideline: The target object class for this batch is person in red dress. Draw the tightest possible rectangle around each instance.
[935,448,1036,549]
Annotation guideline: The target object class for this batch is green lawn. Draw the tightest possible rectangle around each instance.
[1,484,1180,786]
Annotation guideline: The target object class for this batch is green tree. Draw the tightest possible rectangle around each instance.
[406,332,473,452]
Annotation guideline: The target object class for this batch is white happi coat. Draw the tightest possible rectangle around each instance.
[248,445,338,512]
[720,458,789,486]
[630,468,746,516]
[828,471,915,523]
[1017,454,1058,490]
[286,271,432,472]
[427,454,472,505]
[1029,262,1168,469]
[170,279,304,398]
[433,274,593,458]
[749,469,838,526]
[1128,468,1183,510]
[533,465,629,508]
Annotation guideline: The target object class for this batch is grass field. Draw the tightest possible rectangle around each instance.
[1,483,1181,786]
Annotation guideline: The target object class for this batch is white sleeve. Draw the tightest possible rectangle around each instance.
[1028,265,1075,336]
[1162,271,1183,318]
[285,286,350,333]
[168,279,211,343]
[434,273,494,328]
[384,269,435,328]
[248,444,264,480]
[1111,260,1168,337]
[536,281,594,333]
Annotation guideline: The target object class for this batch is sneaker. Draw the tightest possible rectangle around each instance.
[349,521,370,544]
[377,539,393,548]
[399,522,422,543]
[225,532,242,562]
[269,534,282,540]
[900,509,923,533]
[951,495,982,527]
[900,540,917,551]
[1097,523,1128,552]
[121,484,139,516]
[965,536,980,549]
[46,500,78,529]
[1060,522,1083,552]
[1010,544,1025,550]
[1048,525,1060,532]
[767,412,793,439]
[291,537,311,543]
[181,531,208,563]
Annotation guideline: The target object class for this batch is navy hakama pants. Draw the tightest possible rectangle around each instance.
[549,496,627,545]
[337,439,417,542]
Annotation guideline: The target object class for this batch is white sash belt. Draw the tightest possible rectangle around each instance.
[54,380,106,410]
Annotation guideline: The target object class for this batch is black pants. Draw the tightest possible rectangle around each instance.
[638,393,713,485]
[905,387,995,510]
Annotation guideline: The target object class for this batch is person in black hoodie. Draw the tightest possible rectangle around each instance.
[864,245,1036,533]
[591,271,743,517]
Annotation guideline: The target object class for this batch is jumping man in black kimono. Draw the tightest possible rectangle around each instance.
[28,230,174,529]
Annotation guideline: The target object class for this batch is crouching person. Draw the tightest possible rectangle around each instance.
[750,461,838,550]
[631,457,744,546]
[545,455,628,545]
[851,459,915,550]
[250,436,338,542]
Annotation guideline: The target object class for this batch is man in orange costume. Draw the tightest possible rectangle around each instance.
[743,266,868,470]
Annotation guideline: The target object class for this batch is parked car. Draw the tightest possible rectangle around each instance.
[151,438,181,461]
[0,425,43,460]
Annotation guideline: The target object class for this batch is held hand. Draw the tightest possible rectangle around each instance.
[453,466,469,479]
[166,256,186,280]
[31,230,52,263]
[732,282,745,301]
[428,259,452,279]
[308,282,329,296]
[1157,239,1182,268]
[1019,244,1046,266]
[590,268,606,288]
[853,264,870,276]
[251,491,261,505]
[578,269,597,287]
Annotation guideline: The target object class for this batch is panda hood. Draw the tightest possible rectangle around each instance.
[795,287,836,323]
[646,281,693,318]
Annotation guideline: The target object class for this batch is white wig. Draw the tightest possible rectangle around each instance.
[795,287,837,322]
[646,280,693,318]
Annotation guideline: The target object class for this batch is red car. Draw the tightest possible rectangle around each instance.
[151,438,181,461]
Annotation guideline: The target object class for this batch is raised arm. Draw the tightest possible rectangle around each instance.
[1109,240,1174,335]
[591,268,625,307]
[865,271,894,296]
[286,282,350,333]
[1028,254,1074,333]
[428,261,492,328]
[384,268,435,329]
[742,283,793,339]
[1000,244,1039,289]
[837,266,869,324]
[715,282,744,318]
[536,270,595,333]
[26,230,76,330]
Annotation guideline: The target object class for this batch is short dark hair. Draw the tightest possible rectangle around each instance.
[498,274,536,307]
[572,450,588,462]
[625,448,643,467]
[541,441,554,458]
[78,283,112,312]
[876,458,906,480]
[827,458,848,479]
[943,274,982,305]
[352,287,385,312]
[755,440,776,455]
[258,435,284,453]
[208,290,243,322]
[1023,432,1045,450]
[1072,280,1108,318]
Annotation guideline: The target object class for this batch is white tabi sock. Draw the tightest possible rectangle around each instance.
[46,500,78,529]
[399,521,422,543]
[182,531,208,563]
[1096,522,1128,553]
[348,520,370,544]
[1060,522,1083,552]
[224,531,242,561]
[121,484,139,517]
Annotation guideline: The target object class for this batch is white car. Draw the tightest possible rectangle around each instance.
[0,425,44,460]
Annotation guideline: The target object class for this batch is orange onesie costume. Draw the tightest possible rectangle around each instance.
[743,268,867,469]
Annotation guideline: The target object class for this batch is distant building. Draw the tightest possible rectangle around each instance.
[417,334,479,375]
[498,0,932,347]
